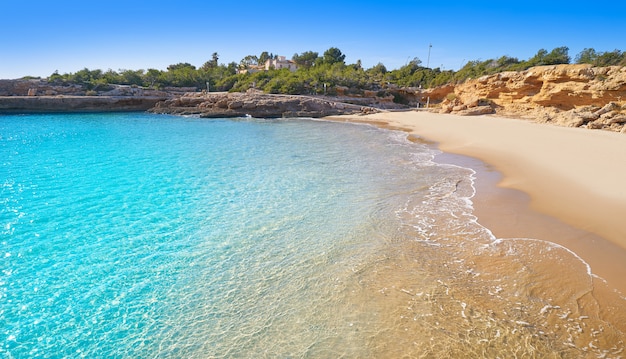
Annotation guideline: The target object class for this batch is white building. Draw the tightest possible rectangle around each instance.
[265,56,298,72]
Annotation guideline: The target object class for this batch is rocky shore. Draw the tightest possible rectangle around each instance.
[149,91,378,118]
[2,64,625,132]
[0,79,181,114]
[0,79,378,117]
[421,64,626,132]
[0,96,165,113]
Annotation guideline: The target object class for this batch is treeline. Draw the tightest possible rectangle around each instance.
[45,47,626,96]
[454,47,626,80]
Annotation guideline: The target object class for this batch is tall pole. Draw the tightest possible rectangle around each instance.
[426,43,432,68]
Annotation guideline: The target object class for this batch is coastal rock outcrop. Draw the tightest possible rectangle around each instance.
[0,79,191,98]
[0,79,188,113]
[422,64,626,132]
[0,96,166,113]
[149,91,378,118]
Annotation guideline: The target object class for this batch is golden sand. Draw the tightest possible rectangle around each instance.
[326,111,626,296]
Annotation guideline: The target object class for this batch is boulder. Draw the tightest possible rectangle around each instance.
[456,106,495,116]
[595,102,620,116]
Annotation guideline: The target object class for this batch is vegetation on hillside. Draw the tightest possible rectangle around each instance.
[44,47,626,98]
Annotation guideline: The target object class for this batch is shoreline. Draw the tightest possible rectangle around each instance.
[325,111,626,295]
[0,96,167,113]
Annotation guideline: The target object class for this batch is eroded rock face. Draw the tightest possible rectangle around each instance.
[0,96,165,113]
[0,79,192,97]
[423,64,626,132]
[149,91,378,118]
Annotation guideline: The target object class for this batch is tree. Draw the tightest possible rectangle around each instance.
[258,51,271,65]
[367,63,388,81]
[49,70,63,82]
[201,53,220,70]
[240,55,259,68]
[119,69,144,86]
[543,46,570,65]
[595,50,624,66]
[495,55,519,68]
[292,51,319,68]
[72,68,103,84]
[527,49,549,66]
[145,68,162,87]
[575,48,598,64]
[322,47,345,65]
[167,63,196,71]
[165,63,199,87]
[526,47,569,67]
[575,48,625,66]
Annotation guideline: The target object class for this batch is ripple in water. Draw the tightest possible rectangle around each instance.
[0,113,623,358]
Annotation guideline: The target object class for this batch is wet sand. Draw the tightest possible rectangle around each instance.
[326,111,626,296]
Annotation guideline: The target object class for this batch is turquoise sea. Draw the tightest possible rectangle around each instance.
[1,113,623,358]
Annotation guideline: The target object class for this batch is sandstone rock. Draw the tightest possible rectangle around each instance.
[595,102,620,116]
[421,64,626,132]
[242,102,256,110]
[215,99,229,109]
[604,113,626,125]
[568,119,587,128]
[466,97,480,108]
[612,114,626,124]
[456,106,495,116]
[577,111,599,122]
[587,119,605,129]
[149,92,377,118]
[228,101,243,109]
[0,96,165,113]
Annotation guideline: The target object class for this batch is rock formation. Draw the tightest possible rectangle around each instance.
[0,96,166,113]
[0,79,183,113]
[423,64,626,132]
[3,64,626,132]
[149,90,378,118]
[0,79,191,97]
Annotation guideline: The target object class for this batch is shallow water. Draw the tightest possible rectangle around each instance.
[1,113,623,358]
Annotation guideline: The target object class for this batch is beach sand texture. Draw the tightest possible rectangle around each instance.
[331,111,626,283]
[330,111,626,247]
[327,111,626,355]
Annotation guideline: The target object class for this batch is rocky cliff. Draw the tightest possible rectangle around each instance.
[149,91,378,118]
[0,79,185,113]
[0,96,165,113]
[0,79,193,97]
[424,64,626,132]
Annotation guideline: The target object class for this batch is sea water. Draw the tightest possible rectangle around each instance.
[1,113,624,358]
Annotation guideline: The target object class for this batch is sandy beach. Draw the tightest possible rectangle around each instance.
[328,110,626,295]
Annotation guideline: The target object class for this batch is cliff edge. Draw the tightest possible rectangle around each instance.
[0,96,165,113]
[423,64,626,132]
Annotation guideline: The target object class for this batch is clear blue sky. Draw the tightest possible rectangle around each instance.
[1,0,624,79]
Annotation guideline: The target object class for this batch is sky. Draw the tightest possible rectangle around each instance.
[1,0,625,79]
